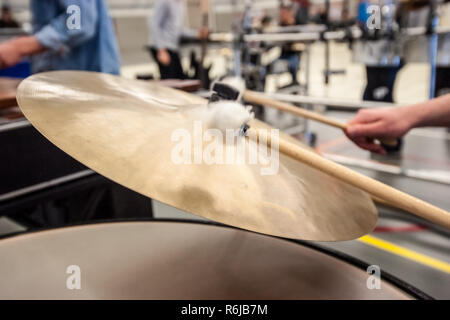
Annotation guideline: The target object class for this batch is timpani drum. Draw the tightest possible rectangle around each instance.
[0,220,430,300]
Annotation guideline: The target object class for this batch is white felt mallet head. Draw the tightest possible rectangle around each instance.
[206,101,254,135]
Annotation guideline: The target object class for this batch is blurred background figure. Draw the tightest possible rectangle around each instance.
[0,5,19,29]
[354,0,403,103]
[356,0,370,28]
[400,0,450,98]
[279,2,296,26]
[293,0,310,25]
[0,0,120,74]
[149,0,209,80]
[278,0,304,85]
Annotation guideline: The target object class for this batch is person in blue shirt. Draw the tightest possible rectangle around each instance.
[0,0,120,75]
[357,0,371,28]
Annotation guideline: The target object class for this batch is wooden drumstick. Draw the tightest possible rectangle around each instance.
[243,90,399,147]
[247,128,450,229]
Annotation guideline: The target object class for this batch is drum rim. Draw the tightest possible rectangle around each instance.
[0,217,433,300]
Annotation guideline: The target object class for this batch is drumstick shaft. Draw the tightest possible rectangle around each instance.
[244,90,398,147]
[244,90,346,129]
[248,128,450,229]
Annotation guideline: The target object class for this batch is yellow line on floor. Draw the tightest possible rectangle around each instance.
[358,235,450,274]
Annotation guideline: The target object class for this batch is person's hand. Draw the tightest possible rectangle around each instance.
[157,48,171,66]
[0,36,44,69]
[197,26,209,40]
[345,107,414,154]
[0,41,22,69]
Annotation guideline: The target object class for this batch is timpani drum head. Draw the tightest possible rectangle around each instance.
[0,221,424,299]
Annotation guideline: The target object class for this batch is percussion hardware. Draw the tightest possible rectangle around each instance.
[427,1,440,99]
[0,119,31,133]
[324,0,331,85]
[239,123,250,136]
[199,0,210,89]
[264,24,328,34]
[246,127,450,230]
[0,169,95,202]
[211,25,450,44]
[210,82,240,102]
[263,92,397,109]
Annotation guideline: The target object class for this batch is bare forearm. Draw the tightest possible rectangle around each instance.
[346,94,450,154]
[407,94,450,129]
[11,36,46,57]
[0,35,46,68]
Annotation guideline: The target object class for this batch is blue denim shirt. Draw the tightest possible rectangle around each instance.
[31,0,120,74]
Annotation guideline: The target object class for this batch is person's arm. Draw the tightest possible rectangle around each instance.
[408,94,450,128]
[0,36,44,68]
[151,0,172,66]
[34,0,98,51]
[346,94,450,154]
[151,0,169,50]
[0,0,98,68]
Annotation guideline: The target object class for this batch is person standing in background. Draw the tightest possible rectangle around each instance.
[0,0,120,75]
[357,0,370,28]
[149,0,208,80]
[355,0,403,103]
[0,5,20,29]
[279,2,302,85]
[293,0,310,25]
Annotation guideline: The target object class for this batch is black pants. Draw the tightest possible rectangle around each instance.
[149,47,186,80]
[435,67,450,97]
[363,65,403,103]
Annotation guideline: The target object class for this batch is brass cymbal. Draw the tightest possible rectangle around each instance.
[17,71,377,241]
